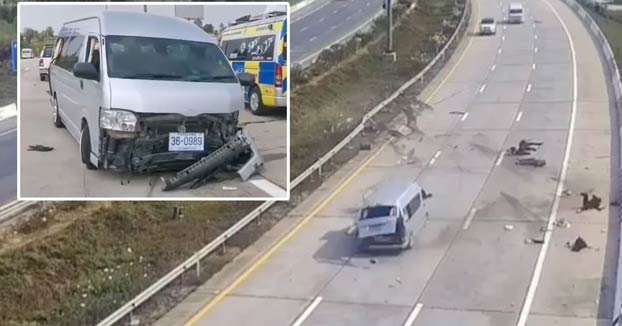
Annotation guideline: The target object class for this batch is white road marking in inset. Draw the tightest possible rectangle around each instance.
[504,25,507,30]
[534,34,538,39]
[0,103,17,121]
[491,64,496,71]
[479,84,487,93]
[516,111,524,122]
[502,35,506,41]
[319,17,325,22]
[495,150,506,166]
[460,112,469,122]
[517,0,578,325]
[526,84,532,92]
[532,23,536,28]
[346,15,351,21]
[300,26,308,32]
[292,296,323,326]
[534,47,538,53]
[0,128,16,137]
[403,303,424,326]
[331,25,337,30]
[309,36,318,42]
[463,208,477,230]
[429,151,441,165]
[532,63,536,70]
[248,177,288,198]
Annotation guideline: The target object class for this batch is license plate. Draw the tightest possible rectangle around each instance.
[168,132,204,151]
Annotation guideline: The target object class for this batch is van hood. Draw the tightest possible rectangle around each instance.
[108,78,243,116]
[356,216,398,238]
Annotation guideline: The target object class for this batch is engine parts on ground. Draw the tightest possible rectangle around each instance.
[28,144,54,152]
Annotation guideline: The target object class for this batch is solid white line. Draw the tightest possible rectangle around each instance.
[516,111,523,122]
[460,112,469,121]
[479,84,487,93]
[248,177,288,198]
[0,128,16,137]
[516,0,578,325]
[292,296,323,326]
[495,150,506,166]
[526,84,532,92]
[403,303,424,326]
[462,208,477,230]
[491,64,496,71]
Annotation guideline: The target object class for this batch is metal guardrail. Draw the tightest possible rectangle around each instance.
[0,200,38,224]
[560,0,622,325]
[96,1,472,325]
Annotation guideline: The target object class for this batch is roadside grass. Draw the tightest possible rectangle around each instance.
[582,5,622,70]
[291,0,463,176]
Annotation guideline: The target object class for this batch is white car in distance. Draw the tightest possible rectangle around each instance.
[479,17,496,35]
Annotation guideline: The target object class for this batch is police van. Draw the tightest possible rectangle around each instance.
[220,11,288,115]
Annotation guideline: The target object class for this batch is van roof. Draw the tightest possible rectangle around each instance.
[509,3,523,9]
[365,180,420,206]
[221,14,286,35]
[60,11,216,44]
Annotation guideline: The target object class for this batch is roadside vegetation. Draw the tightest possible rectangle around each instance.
[581,2,622,69]
[0,0,465,324]
[0,4,16,106]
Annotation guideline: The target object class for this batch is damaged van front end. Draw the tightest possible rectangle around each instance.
[98,110,239,173]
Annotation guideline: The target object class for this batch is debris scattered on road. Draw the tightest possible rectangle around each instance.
[561,189,572,197]
[449,111,466,115]
[553,218,570,228]
[27,144,54,152]
[567,236,588,252]
[525,238,544,244]
[580,192,603,211]
[172,206,184,220]
[504,224,514,231]
[397,125,412,137]
[515,158,546,167]
[369,258,377,264]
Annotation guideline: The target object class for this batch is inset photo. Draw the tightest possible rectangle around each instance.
[17,2,289,200]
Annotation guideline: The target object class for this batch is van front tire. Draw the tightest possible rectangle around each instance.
[80,124,97,170]
[249,86,268,116]
[52,96,64,128]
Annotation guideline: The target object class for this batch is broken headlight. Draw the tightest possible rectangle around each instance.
[100,109,137,132]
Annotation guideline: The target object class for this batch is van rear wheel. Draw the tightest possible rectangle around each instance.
[80,124,97,170]
[249,86,268,116]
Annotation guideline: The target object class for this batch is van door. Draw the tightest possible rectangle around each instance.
[76,35,103,161]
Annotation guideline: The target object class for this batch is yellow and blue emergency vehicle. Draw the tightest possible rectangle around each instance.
[220,11,287,115]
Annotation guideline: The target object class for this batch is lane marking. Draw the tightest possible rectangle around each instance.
[403,303,424,326]
[526,83,532,92]
[248,177,288,198]
[534,47,538,53]
[300,26,308,32]
[462,208,477,230]
[346,15,352,21]
[532,23,536,29]
[184,141,390,326]
[0,103,17,122]
[491,64,496,71]
[0,128,16,138]
[319,17,325,23]
[504,25,507,30]
[502,35,506,41]
[534,34,538,39]
[292,296,323,326]
[498,48,503,54]
[479,84,487,93]
[495,150,506,166]
[333,9,338,14]
[516,0,578,325]
[516,111,523,122]
[532,63,536,70]
[429,150,441,165]
[331,25,337,30]
[460,112,469,121]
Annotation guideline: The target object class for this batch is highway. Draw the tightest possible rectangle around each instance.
[0,116,16,206]
[291,0,384,65]
[155,0,617,325]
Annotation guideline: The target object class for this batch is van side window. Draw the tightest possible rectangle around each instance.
[282,33,287,64]
[85,36,101,76]
[222,35,275,62]
[405,193,422,218]
[58,36,84,72]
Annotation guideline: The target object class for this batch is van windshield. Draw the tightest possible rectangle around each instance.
[360,206,396,219]
[105,35,237,83]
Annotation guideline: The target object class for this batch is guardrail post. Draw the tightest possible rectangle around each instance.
[318,164,323,178]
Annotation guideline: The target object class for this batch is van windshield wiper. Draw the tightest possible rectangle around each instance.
[185,75,236,82]
[121,73,184,80]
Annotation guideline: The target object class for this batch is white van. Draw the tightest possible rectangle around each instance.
[354,180,429,251]
[508,3,524,24]
[21,48,33,59]
[49,11,254,172]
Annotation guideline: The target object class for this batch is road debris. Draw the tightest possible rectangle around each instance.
[369,258,377,264]
[422,189,433,199]
[504,224,514,231]
[553,218,570,228]
[567,236,589,252]
[515,158,546,167]
[561,189,572,197]
[27,144,54,152]
[397,125,412,137]
[580,193,603,211]
[449,111,466,115]
[360,143,372,151]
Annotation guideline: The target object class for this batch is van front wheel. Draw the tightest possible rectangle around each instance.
[80,124,97,170]
[249,87,268,116]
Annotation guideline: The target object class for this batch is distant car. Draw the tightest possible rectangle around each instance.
[21,48,33,59]
[508,2,524,24]
[479,17,496,35]
[38,45,54,81]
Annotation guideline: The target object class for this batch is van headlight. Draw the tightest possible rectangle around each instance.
[100,109,137,132]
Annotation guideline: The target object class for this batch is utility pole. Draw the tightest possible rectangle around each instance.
[383,0,396,61]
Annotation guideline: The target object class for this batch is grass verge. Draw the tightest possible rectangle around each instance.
[581,3,622,70]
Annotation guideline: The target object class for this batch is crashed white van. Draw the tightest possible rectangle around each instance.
[355,180,429,251]
[49,11,254,172]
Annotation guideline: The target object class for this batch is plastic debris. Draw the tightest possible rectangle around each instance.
[553,218,570,228]
[28,144,54,152]
[568,236,588,252]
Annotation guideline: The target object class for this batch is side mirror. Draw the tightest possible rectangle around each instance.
[237,72,254,87]
[73,62,98,81]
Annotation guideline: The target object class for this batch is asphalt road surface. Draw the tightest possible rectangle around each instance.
[291,0,384,65]
[19,59,287,198]
[156,0,617,325]
[0,116,16,206]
